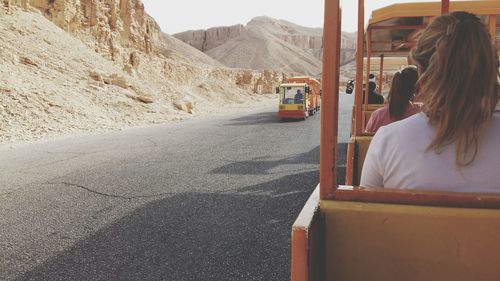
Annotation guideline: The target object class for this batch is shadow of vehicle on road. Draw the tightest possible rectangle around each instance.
[209,144,347,185]
[16,126,348,280]
[224,112,307,126]
[18,171,319,281]
[210,146,320,175]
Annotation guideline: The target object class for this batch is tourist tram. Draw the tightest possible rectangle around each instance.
[277,77,322,120]
[290,1,500,280]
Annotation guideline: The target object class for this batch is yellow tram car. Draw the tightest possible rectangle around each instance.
[290,1,500,280]
[277,77,322,120]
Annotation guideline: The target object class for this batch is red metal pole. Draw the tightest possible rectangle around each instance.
[441,0,449,14]
[379,55,385,93]
[354,0,365,136]
[490,15,497,45]
[320,0,341,199]
[364,29,372,106]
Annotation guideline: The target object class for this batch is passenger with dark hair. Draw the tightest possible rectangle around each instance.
[361,11,500,193]
[365,66,419,133]
[368,81,385,104]
[294,89,304,104]
[363,74,385,104]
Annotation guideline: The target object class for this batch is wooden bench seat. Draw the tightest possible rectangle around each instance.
[292,186,500,281]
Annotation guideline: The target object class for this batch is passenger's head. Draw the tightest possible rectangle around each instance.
[387,66,418,120]
[410,11,499,165]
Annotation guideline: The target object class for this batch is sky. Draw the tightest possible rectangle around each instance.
[142,0,437,35]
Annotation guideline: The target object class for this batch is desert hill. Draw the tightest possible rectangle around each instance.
[174,16,357,76]
[0,1,283,143]
[162,33,224,67]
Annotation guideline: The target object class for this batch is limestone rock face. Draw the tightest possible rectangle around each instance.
[0,1,286,143]
[341,33,357,49]
[3,0,284,89]
[174,24,245,52]
[178,24,318,52]
[233,69,284,94]
[174,16,357,75]
[3,0,164,68]
[275,34,323,50]
[276,33,355,51]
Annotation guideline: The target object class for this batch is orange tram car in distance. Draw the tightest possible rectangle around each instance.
[290,1,500,281]
[276,77,321,120]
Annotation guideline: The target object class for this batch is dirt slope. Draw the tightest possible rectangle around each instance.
[0,2,283,143]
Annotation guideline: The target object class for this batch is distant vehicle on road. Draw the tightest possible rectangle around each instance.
[345,79,354,94]
[276,77,321,120]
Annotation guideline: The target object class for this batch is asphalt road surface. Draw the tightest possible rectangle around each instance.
[0,94,353,281]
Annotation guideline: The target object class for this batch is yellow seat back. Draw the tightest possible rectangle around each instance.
[350,105,384,135]
[321,200,500,281]
[346,136,373,186]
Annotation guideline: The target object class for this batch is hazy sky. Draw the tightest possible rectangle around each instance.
[142,0,436,35]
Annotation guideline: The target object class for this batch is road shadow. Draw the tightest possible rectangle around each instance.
[224,112,306,126]
[209,143,347,185]
[210,146,320,175]
[18,171,319,281]
[337,143,347,185]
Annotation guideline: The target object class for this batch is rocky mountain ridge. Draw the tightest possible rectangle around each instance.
[174,16,357,75]
[0,1,284,143]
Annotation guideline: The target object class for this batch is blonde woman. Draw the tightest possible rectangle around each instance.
[361,11,500,193]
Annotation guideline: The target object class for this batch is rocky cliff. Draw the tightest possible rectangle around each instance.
[274,34,323,50]
[174,16,356,76]
[1,0,284,91]
[0,1,283,143]
[3,0,165,72]
[174,24,245,52]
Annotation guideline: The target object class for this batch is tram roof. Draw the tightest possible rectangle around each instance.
[367,1,500,57]
[280,83,308,87]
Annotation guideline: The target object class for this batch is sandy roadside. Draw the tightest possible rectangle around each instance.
[0,94,279,149]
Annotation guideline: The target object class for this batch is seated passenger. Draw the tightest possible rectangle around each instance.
[294,89,304,104]
[363,76,385,104]
[361,12,500,193]
[365,66,420,133]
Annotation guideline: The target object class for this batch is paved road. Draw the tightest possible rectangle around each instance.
[0,95,353,281]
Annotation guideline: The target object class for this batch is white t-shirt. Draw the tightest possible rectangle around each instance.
[360,109,500,193]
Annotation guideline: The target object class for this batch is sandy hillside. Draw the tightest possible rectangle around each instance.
[0,1,284,144]
[174,16,357,76]
[162,33,224,68]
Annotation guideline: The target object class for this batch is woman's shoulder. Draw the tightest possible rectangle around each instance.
[376,112,430,140]
[371,106,393,122]
[369,113,432,166]
[365,106,389,133]
[371,106,389,118]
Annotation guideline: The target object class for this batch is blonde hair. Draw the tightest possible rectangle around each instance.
[411,12,499,166]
